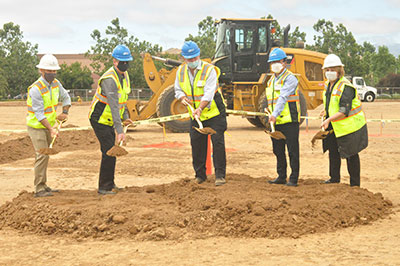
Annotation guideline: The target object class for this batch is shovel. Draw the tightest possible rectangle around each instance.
[264,109,286,140]
[39,120,64,155]
[183,100,216,135]
[311,117,333,148]
[106,124,129,157]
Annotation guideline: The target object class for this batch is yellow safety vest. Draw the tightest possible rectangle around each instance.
[26,78,60,129]
[177,61,222,121]
[323,77,366,138]
[89,67,131,126]
[265,69,300,125]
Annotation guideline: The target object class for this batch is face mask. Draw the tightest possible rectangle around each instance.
[187,59,200,69]
[325,71,338,81]
[271,62,283,73]
[117,61,129,72]
[44,72,56,83]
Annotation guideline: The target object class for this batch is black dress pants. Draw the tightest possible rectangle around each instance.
[189,114,227,180]
[90,119,116,191]
[327,135,360,186]
[271,122,300,183]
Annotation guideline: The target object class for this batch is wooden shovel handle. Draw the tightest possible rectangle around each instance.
[49,120,63,148]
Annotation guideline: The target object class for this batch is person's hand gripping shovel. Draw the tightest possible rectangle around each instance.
[106,123,130,157]
[182,99,216,135]
[311,116,333,148]
[264,108,286,140]
[39,119,66,155]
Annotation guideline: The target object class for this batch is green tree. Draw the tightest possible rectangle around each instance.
[306,19,365,77]
[0,57,8,98]
[57,62,93,90]
[185,16,217,59]
[370,46,397,85]
[360,41,376,85]
[86,17,162,88]
[0,22,38,97]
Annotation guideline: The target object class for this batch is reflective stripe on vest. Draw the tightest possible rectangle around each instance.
[26,78,59,129]
[265,69,300,125]
[177,62,221,121]
[324,77,366,138]
[89,67,131,126]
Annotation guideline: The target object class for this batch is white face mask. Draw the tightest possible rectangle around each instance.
[325,71,338,81]
[187,59,200,69]
[271,62,283,73]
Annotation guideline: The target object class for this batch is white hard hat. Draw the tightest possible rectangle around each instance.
[322,54,344,69]
[36,54,60,70]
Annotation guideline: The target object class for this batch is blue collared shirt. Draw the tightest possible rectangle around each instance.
[174,61,218,107]
[271,70,298,118]
[29,76,71,121]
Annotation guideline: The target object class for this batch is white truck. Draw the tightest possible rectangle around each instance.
[346,76,377,102]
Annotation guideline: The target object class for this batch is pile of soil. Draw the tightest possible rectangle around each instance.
[0,175,392,241]
[0,130,98,164]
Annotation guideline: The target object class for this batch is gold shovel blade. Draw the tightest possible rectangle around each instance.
[38,148,59,155]
[192,126,216,135]
[311,130,333,148]
[264,130,286,140]
[106,146,128,157]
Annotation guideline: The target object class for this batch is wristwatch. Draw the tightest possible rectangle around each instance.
[62,110,69,115]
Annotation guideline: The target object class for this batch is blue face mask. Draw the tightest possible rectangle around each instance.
[187,59,200,69]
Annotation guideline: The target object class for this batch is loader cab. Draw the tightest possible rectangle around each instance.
[213,18,274,83]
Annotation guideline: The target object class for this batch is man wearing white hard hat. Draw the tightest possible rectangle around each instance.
[320,54,368,187]
[27,54,71,197]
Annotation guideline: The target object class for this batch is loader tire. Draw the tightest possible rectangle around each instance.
[246,117,265,128]
[257,90,307,128]
[156,85,190,133]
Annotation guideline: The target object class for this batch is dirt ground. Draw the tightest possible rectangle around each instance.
[0,101,399,265]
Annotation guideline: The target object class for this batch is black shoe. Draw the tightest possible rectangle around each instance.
[195,177,206,184]
[286,181,298,187]
[98,189,116,195]
[34,190,53,197]
[215,177,226,186]
[322,179,340,184]
[268,178,286,185]
[45,187,59,193]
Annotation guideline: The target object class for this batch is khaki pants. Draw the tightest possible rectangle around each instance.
[27,126,51,192]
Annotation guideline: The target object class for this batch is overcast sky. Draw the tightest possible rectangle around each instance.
[1,0,400,56]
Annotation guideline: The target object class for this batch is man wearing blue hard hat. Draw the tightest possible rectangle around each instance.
[175,40,227,186]
[265,48,300,187]
[89,44,134,195]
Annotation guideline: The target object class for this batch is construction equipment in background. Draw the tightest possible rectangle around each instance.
[127,18,328,133]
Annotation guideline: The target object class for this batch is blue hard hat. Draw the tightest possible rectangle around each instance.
[268,48,287,62]
[112,45,133,61]
[181,41,200,59]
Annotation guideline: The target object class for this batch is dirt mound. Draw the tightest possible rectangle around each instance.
[0,130,99,164]
[0,175,392,241]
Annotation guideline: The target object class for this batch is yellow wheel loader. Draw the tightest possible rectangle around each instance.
[127,18,327,132]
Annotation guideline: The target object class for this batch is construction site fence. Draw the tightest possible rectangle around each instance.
[67,88,153,102]
[376,87,400,99]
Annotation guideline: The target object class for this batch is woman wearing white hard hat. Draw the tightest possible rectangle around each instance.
[27,54,71,197]
[320,54,368,187]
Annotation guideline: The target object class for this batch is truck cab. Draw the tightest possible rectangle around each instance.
[351,76,377,102]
